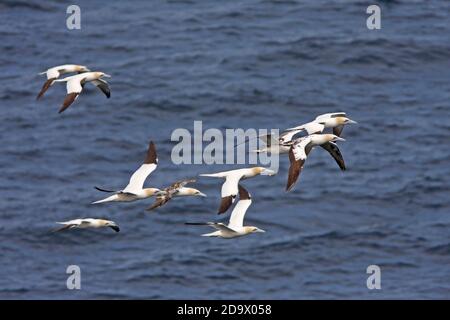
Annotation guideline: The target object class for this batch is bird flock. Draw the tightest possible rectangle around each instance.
[38,64,357,239]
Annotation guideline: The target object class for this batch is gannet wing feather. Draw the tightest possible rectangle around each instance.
[279,129,303,143]
[333,125,344,137]
[285,121,324,135]
[123,141,158,194]
[286,138,313,191]
[146,195,171,211]
[52,224,76,232]
[91,79,111,98]
[36,78,56,100]
[185,222,238,233]
[228,185,252,229]
[315,112,346,121]
[58,77,83,113]
[320,141,346,171]
[218,174,242,214]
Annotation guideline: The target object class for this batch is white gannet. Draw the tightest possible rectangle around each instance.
[186,185,265,238]
[53,71,111,113]
[200,167,276,214]
[36,64,90,100]
[92,141,161,204]
[286,133,345,191]
[286,112,357,137]
[146,178,206,211]
[53,218,120,232]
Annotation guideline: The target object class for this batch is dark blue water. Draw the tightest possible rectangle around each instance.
[1,0,449,299]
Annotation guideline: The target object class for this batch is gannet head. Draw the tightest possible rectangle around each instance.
[255,167,276,176]
[143,188,162,197]
[245,226,265,234]
[327,134,345,142]
[95,72,111,78]
[337,116,357,125]
[185,188,207,197]
[76,65,90,72]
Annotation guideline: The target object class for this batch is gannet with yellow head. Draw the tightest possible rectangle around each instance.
[286,112,357,137]
[286,133,346,191]
[53,218,120,233]
[53,71,111,113]
[36,64,90,100]
[92,141,162,204]
[186,185,265,239]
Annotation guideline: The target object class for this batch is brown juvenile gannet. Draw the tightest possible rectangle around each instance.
[37,64,90,99]
[146,178,206,211]
[186,185,265,238]
[53,71,111,113]
[286,134,345,192]
[92,141,161,204]
[53,218,120,232]
[287,112,357,137]
[200,167,276,214]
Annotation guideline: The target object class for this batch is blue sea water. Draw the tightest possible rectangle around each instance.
[0,0,449,299]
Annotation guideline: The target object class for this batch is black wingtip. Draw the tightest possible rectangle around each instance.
[94,186,115,193]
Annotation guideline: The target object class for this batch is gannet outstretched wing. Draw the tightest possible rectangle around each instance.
[320,141,346,171]
[122,141,158,194]
[286,137,313,191]
[228,185,252,230]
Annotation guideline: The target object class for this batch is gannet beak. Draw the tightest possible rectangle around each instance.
[335,137,346,142]
[261,169,276,176]
[103,74,112,78]
[256,228,266,233]
[109,225,120,232]
[198,192,207,197]
[347,119,357,124]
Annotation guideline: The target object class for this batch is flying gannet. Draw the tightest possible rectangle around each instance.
[286,133,345,191]
[186,185,265,238]
[92,141,161,204]
[53,71,111,113]
[36,64,90,100]
[200,167,276,214]
[286,112,357,137]
[53,218,120,232]
[146,178,207,211]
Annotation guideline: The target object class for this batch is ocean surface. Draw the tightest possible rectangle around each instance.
[0,0,449,299]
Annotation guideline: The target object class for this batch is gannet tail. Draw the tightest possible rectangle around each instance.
[91,194,119,204]
[201,231,220,237]
[94,186,116,193]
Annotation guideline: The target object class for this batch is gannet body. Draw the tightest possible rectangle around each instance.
[53,218,120,232]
